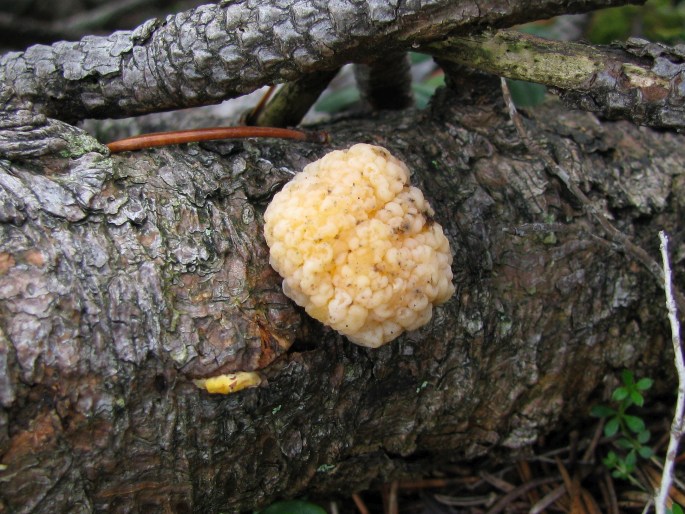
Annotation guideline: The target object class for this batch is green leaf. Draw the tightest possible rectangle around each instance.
[413,92,431,110]
[413,84,437,109]
[615,437,634,450]
[412,74,446,109]
[586,5,640,44]
[409,52,432,64]
[621,370,635,387]
[259,500,327,514]
[612,387,629,402]
[637,429,651,444]
[624,414,646,434]
[422,73,447,89]
[605,417,620,437]
[625,450,637,467]
[603,451,618,467]
[315,86,360,114]
[517,21,562,39]
[636,378,654,391]
[638,446,654,459]
[587,0,685,46]
[630,390,645,407]
[506,79,546,107]
[591,405,616,418]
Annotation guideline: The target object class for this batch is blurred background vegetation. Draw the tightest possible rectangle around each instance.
[586,0,685,43]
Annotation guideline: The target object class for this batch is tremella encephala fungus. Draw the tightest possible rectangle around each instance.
[195,144,455,394]
[264,144,455,348]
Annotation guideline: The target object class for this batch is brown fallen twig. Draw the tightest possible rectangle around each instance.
[106,126,328,153]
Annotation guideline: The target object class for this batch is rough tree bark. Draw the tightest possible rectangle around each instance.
[1,0,684,513]
[0,0,640,123]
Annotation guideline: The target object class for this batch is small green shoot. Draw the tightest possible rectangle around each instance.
[591,370,654,483]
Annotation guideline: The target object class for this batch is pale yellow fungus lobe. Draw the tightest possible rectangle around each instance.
[263,144,455,348]
[193,371,262,394]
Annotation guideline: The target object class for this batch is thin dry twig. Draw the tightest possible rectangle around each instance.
[396,477,480,490]
[245,69,339,127]
[480,471,515,493]
[655,231,685,514]
[352,493,371,514]
[517,460,540,506]
[556,457,583,513]
[582,418,606,463]
[600,471,620,514]
[433,492,498,507]
[383,480,399,514]
[485,476,560,514]
[530,484,567,514]
[106,126,328,152]
[650,456,685,493]
[499,78,685,315]
[244,85,276,124]
[582,487,604,514]
[644,498,655,514]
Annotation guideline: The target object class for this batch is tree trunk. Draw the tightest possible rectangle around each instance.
[1,75,683,513]
[1,0,684,512]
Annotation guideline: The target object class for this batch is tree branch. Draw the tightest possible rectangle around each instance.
[355,53,414,110]
[655,232,685,514]
[247,69,339,128]
[0,0,640,123]
[1,78,683,512]
[425,30,685,130]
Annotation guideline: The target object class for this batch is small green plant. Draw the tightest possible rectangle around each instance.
[591,370,654,483]
[258,499,327,514]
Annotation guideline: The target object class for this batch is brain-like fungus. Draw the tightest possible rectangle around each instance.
[264,144,455,348]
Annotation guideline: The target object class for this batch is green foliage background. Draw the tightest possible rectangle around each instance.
[587,0,685,44]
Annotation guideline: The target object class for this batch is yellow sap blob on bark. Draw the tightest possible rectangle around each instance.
[194,372,262,394]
